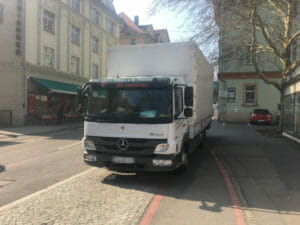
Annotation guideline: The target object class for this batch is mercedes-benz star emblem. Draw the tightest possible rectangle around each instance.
[117,138,129,151]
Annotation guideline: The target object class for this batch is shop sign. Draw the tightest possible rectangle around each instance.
[41,95,48,102]
[16,0,23,56]
[28,93,35,115]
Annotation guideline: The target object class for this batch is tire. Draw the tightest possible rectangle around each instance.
[202,129,207,142]
[199,130,207,147]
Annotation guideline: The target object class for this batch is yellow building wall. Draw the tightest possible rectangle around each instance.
[24,0,120,79]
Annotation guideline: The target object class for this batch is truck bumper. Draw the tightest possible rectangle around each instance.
[83,152,182,172]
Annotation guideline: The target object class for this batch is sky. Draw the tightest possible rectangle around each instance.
[113,0,192,42]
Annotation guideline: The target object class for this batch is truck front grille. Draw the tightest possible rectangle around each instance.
[86,136,167,156]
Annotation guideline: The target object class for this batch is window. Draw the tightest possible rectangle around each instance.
[283,94,295,135]
[107,20,114,34]
[227,87,236,102]
[43,46,54,68]
[174,87,183,115]
[92,36,99,53]
[43,10,55,33]
[130,39,136,45]
[91,8,99,25]
[72,0,80,11]
[92,64,99,79]
[244,84,256,105]
[0,3,3,24]
[291,39,297,61]
[72,25,80,44]
[71,56,80,74]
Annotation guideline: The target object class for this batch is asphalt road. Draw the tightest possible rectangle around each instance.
[0,126,90,207]
[0,122,299,225]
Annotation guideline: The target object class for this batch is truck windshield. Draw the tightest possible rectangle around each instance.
[86,87,172,123]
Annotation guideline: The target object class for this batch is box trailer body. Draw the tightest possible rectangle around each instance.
[107,42,214,139]
[81,42,214,172]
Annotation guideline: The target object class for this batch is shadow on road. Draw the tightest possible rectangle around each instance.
[0,141,23,147]
[0,132,18,138]
[0,165,5,173]
[0,121,83,141]
[101,121,300,219]
[101,141,230,214]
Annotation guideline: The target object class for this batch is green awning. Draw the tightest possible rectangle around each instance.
[31,77,80,95]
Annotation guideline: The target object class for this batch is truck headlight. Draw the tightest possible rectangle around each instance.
[83,138,96,151]
[154,143,169,153]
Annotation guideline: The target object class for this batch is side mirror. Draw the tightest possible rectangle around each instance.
[184,86,194,107]
[184,108,193,118]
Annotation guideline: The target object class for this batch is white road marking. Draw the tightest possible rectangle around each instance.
[58,141,82,150]
[248,123,252,127]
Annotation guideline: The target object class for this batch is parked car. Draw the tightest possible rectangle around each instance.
[250,109,272,125]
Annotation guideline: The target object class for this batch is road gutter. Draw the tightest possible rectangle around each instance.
[211,148,257,225]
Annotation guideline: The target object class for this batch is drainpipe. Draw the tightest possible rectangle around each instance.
[218,76,227,122]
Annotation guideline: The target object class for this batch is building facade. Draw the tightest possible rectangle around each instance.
[0,0,121,126]
[215,1,283,123]
[283,67,300,143]
[118,13,170,45]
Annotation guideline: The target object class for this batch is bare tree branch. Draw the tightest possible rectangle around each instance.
[251,3,281,92]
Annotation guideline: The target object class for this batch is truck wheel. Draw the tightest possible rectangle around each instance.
[199,130,206,148]
[173,145,189,175]
[202,130,207,142]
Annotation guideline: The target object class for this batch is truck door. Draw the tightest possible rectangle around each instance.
[174,87,188,150]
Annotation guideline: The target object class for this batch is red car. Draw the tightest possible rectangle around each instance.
[250,109,272,125]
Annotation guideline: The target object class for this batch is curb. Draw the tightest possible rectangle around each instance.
[211,148,257,225]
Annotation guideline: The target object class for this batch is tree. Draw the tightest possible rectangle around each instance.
[152,0,300,131]
[249,0,300,131]
[150,0,219,66]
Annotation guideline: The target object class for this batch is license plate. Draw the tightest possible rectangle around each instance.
[258,120,264,122]
[112,157,135,164]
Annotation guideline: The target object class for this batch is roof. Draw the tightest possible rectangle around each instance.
[154,29,170,42]
[118,13,170,43]
[119,12,145,35]
[92,0,124,25]
[139,25,153,31]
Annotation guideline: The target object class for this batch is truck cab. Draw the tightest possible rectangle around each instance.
[80,76,196,172]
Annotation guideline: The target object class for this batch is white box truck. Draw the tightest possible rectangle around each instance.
[79,42,213,172]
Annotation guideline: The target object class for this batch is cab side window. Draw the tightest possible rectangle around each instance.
[174,87,183,116]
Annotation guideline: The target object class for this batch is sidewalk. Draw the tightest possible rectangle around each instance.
[208,122,300,225]
[0,121,83,139]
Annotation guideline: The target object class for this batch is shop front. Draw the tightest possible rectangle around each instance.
[283,72,300,143]
[27,77,83,124]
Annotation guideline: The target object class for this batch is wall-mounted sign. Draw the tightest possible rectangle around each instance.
[15,0,23,56]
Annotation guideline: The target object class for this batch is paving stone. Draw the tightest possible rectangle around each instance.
[0,169,156,225]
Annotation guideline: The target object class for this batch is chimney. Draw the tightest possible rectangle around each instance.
[134,16,139,26]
